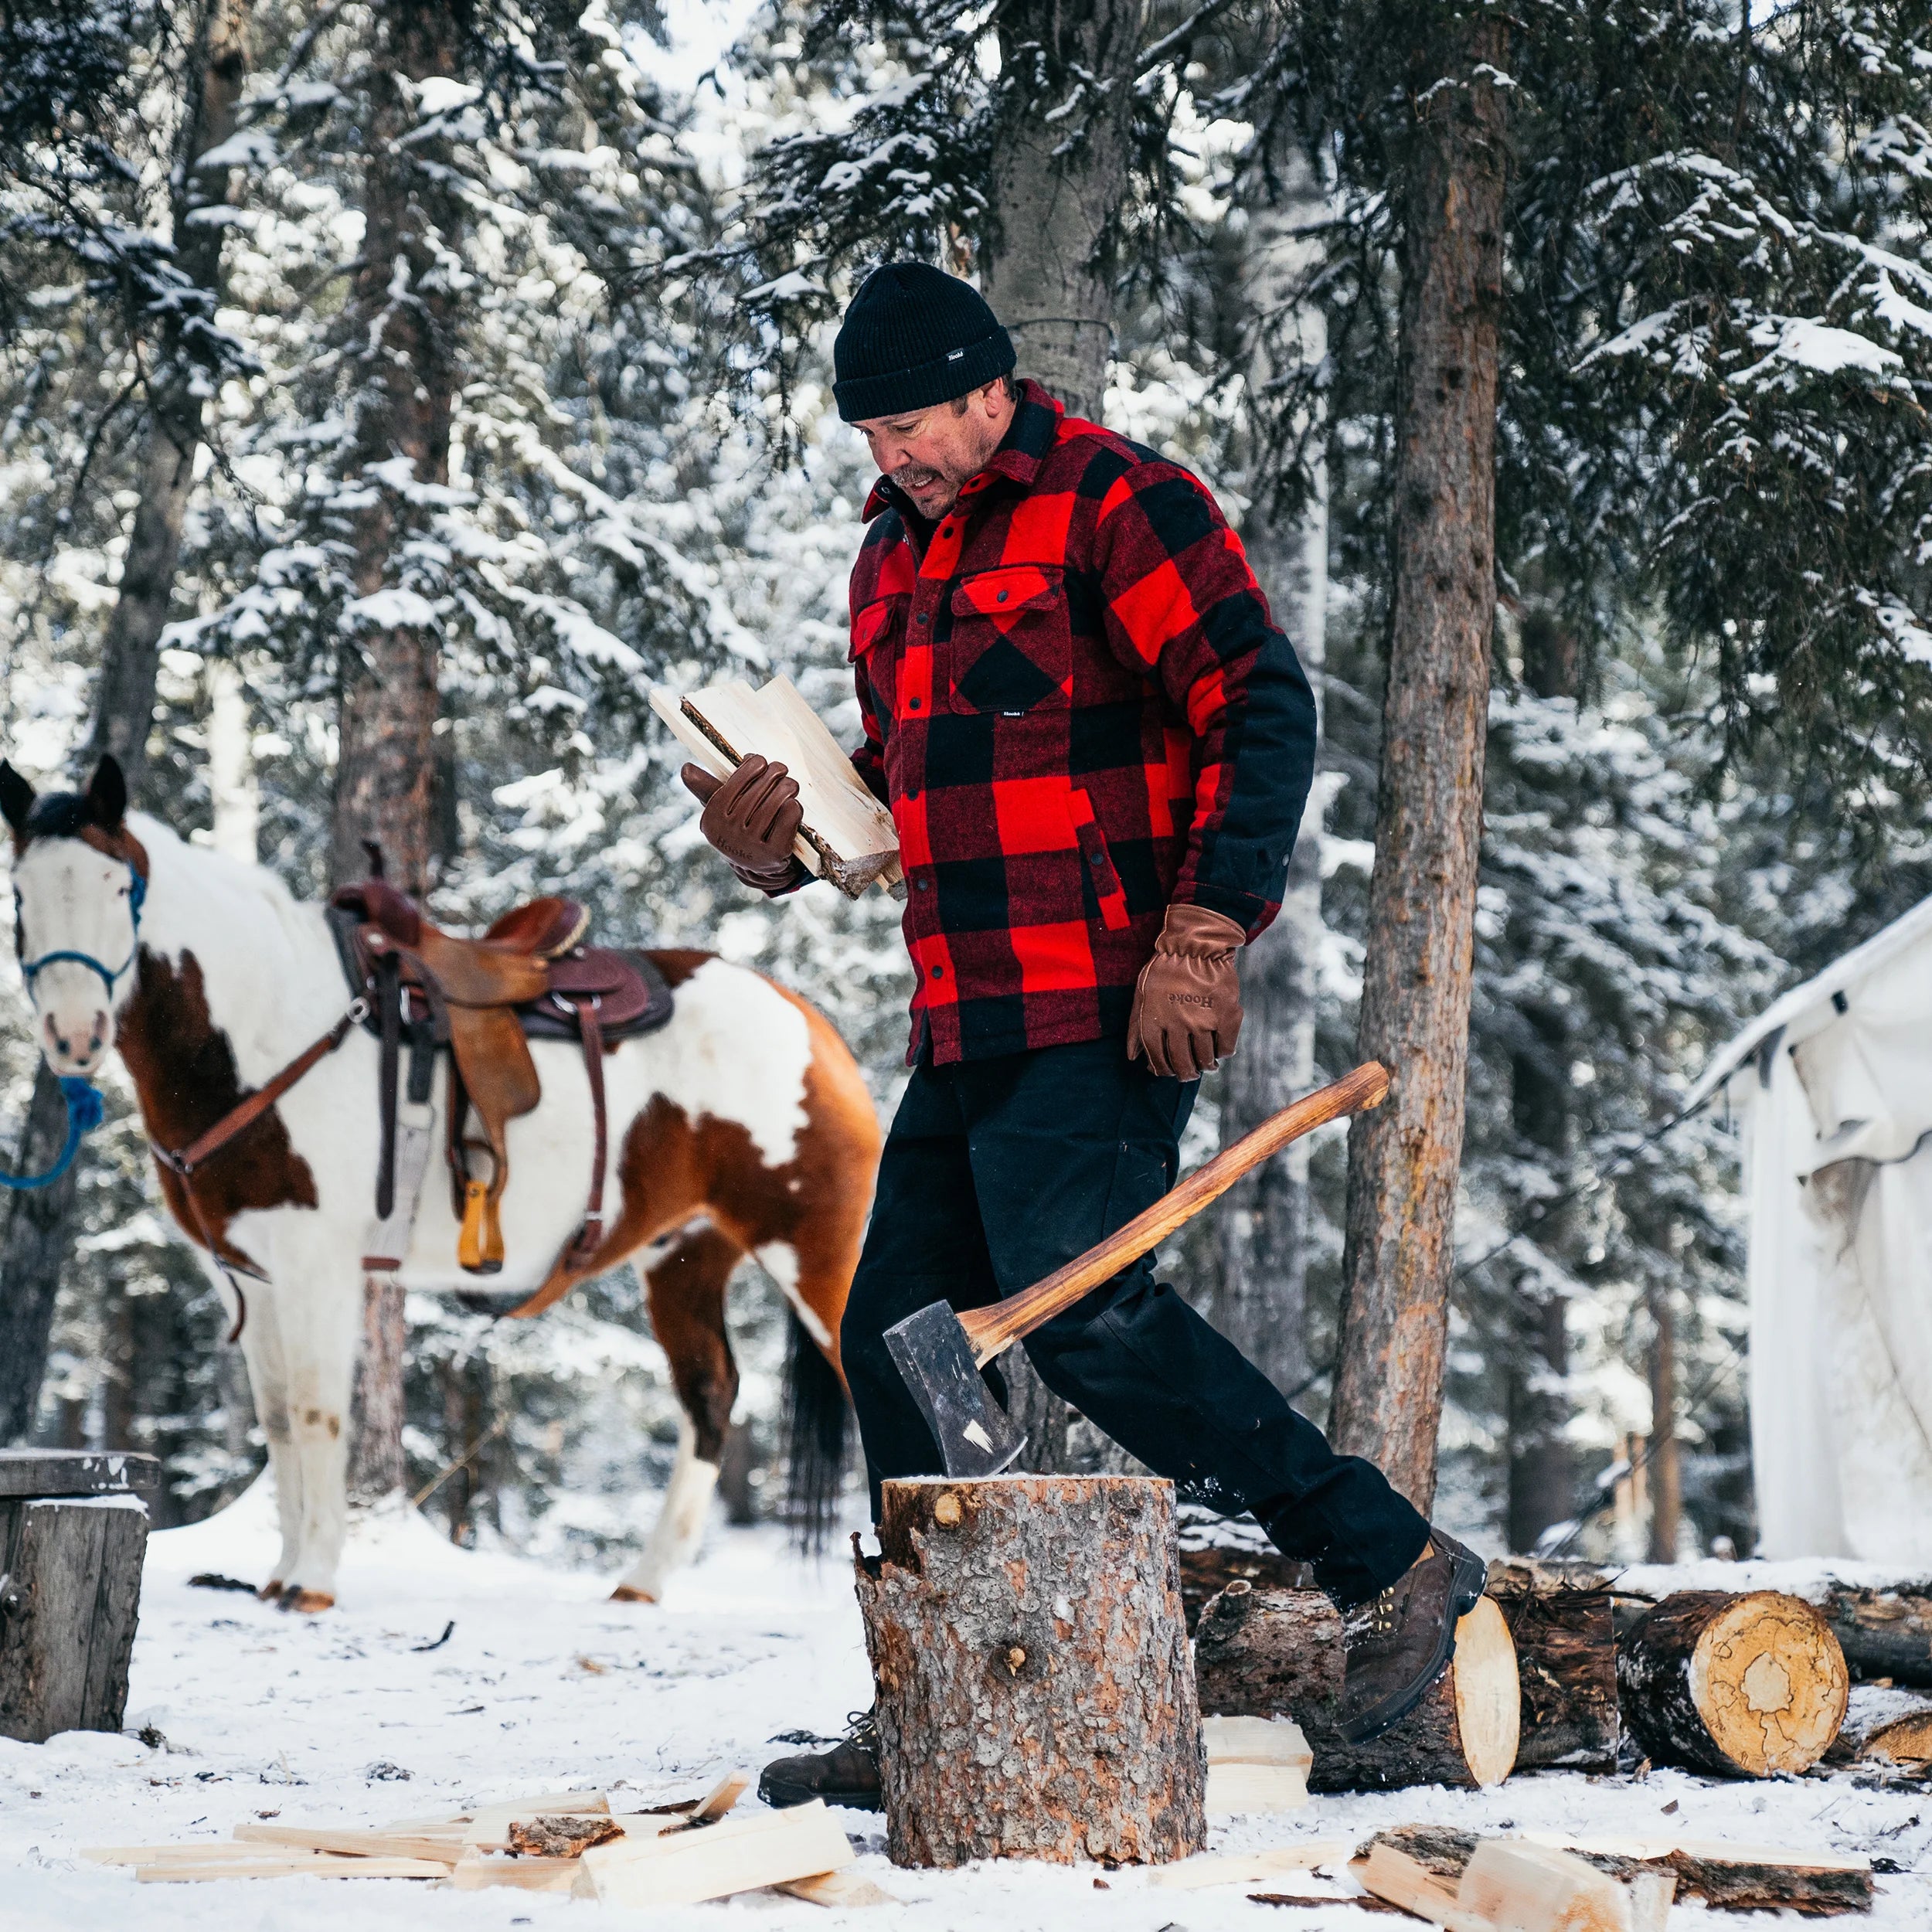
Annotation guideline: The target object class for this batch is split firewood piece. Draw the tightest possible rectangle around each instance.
[451,1855,583,1893]
[231,1822,461,1864]
[1459,1840,1672,1932]
[1825,1683,1932,1767]
[84,1843,309,1866]
[774,1869,901,1907]
[505,1814,624,1858]
[1147,1842,1352,1890]
[1205,1713,1313,1813]
[687,1767,751,1824]
[579,1798,854,1908]
[1369,1824,1876,1918]
[1486,1572,1619,1774]
[858,1475,1206,1867]
[1196,1582,1519,1791]
[135,1855,449,1882]
[1820,1583,1932,1688]
[1359,1843,1491,1931]
[1617,1590,1849,1777]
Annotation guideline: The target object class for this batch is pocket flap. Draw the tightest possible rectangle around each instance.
[951,565,1063,622]
[850,597,900,659]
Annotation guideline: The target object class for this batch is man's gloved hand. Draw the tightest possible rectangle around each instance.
[1128,902,1247,1080]
[682,755,807,893]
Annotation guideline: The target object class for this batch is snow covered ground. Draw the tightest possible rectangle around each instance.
[3,1487,1929,1930]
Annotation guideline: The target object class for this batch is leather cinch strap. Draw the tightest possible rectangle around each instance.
[505,993,609,1321]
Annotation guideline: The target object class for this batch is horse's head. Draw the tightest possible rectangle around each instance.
[2,757,146,1079]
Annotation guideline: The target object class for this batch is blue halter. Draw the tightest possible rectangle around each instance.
[3,861,143,1190]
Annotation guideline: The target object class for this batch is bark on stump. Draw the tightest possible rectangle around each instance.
[1489,1577,1619,1773]
[1617,1590,1849,1778]
[1194,1582,1519,1790]
[854,1476,1203,1869]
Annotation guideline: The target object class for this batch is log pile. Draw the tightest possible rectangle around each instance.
[1194,1580,1520,1790]
[855,1475,1205,1868]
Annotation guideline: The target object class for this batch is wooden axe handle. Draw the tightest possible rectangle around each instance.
[959,1060,1389,1367]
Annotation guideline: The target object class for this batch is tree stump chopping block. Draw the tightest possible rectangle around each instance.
[1617,1590,1849,1778]
[854,1476,1205,1869]
[1193,1581,1519,1790]
[0,1451,159,1743]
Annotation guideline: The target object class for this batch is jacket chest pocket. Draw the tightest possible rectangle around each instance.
[944,564,1073,716]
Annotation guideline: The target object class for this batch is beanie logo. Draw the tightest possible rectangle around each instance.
[947,349,964,361]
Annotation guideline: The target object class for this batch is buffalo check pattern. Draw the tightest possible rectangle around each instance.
[843,380,1318,1065]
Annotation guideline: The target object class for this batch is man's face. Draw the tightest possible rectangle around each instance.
[854,380,1016,520]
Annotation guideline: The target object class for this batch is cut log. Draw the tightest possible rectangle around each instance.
[1488,1578,1619,1772]
[579,1798,852,1907]
[855,1475,1205,1868]
[1195,1581,1519,1791]
[1179,1544,1315,1631]
[1359,1843,1489,1931]
[1616,1590,1849,1777]
[1367,1824,1876,1917]
[1825,1684,1932,1766]
[1819,1583,1932,1688]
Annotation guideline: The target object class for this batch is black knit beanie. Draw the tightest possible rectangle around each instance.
[832,263,1015,422]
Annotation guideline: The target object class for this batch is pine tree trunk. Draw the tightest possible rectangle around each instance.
[1330,17,1509,1512]
[1214,154,1329,1398]
[975,0,1140,1471]
[1194,1580,1519,1790]
[855,1475,1204,1867]
[1617,1590,1849,1778]
[0,0,253,1449]
[1646,1286,1681,1562]
[334,0,466,1500]
[978,0,1140,421]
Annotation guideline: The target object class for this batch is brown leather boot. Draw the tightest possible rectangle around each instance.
[757,1709,883,1811]
[1336,1529,1488,1744]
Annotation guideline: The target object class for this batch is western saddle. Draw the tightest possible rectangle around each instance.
[328,878,672,1281]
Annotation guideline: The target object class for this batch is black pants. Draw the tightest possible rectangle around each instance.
[840,1037,1430,1607]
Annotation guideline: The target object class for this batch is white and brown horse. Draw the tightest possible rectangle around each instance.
[2,758,880,1608]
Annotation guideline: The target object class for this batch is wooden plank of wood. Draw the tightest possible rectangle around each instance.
[0,1450,162,1498]
[774,1869,900,1907]
[451,1855,582,1893]
[690,1768,751,1824]
[581,1798,854,1908]
[1359,1845,1492,1932]
[393,1788,608,1832]
[1204,1714,1314,1767]
[1148,1843,1353,1891]
[749,675,902,891]
[85,1844,286,1866]
[233,1822,461,1863]
[136,1855,448,1882]
[1457,1840,1635,1932]
[1205,1762,1310,1814]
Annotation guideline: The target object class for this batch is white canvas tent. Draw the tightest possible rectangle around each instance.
[1691,896,1932,1563]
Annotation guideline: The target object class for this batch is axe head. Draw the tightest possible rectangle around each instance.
[883,1299,1026,1478]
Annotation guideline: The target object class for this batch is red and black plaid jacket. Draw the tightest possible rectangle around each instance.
[842,380,1317,1065]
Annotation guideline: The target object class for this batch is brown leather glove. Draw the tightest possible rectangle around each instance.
[1128,902,1246,1080]
[682,755,806,892]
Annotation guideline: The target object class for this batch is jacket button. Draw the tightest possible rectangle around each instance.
[910,696,923,710]
[917,611,930,624]
[905,788,920,801]
[916,879,930,892]
[930,964,944,980]
[996,590,1009,603]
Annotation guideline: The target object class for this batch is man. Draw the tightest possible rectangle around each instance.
[682,263,1484,1808]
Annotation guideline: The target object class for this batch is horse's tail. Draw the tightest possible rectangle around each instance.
[781,1311,850,1551]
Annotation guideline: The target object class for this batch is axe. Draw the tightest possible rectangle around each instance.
[883,1060,1391,1477]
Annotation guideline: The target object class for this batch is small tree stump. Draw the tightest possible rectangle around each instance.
[0,1450,159,1743]
[1490,1579,1619,1773]
[1194,1582,1519,1790]
[1617,1590,1849,1777]
[854,1475,1204,1869]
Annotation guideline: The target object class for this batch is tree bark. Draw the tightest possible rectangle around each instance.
[1488,1579,1618,1772]
[1214,153,1330,1398]
[1193,1580,1519,1790]
[855,1475,1204,1868]
[978,0,1141,422]
[1330,18,1509,1513]
[349,1273,409,1502]
[1820,1583,1932,1686]
[1617,1590,1849,1778]
[333,0,467,1499]
[1646,1285,1681,1562]
[0,0,253,1448]
[972,0,1141,1471]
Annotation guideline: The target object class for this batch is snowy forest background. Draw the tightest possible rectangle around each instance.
[3,0,1931,1571]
